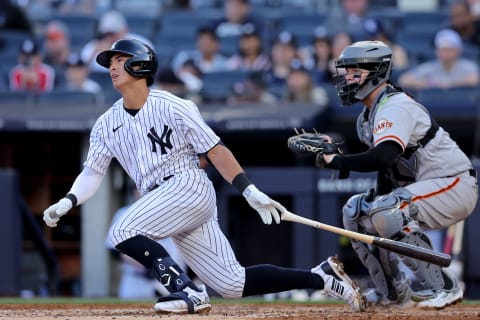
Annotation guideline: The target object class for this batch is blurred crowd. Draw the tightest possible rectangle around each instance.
[1,0,480,109]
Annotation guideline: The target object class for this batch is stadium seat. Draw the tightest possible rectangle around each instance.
[125,15,159,40]
[157,9,222,38]
[395,29,437,63]
[200,70,248,103]
[219,35,240,56]
[113,0,163,17]
[89,72,113,90]
[154,33,197,66]
[0,30,32,54]
[277,13,327,39]
[51,14,97,48]
[0,91,36,106]
[415,86,480,117]
[398,11,449,34]
[36,90,100,107]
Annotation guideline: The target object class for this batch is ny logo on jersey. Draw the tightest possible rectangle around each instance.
[147,125,173,154]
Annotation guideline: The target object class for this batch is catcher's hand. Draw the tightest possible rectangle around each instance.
[287,130,343,155]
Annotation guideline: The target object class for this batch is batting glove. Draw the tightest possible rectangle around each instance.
[43,198,73,227]
[243,185,285,225]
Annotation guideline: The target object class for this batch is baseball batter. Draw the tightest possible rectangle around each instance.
[316,41,478,309]
[42,39,366,314]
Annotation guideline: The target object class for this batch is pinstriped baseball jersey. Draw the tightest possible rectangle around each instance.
[85,89,220,195]
[90,88,247,298]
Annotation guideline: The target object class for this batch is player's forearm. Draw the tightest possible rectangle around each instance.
[328,141,402,172]
[68,167,105,205]
[206,144,244,183]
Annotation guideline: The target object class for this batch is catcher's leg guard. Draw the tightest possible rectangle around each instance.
[368,189,447,292]
[398,232,446,291]
[343,193,411,304]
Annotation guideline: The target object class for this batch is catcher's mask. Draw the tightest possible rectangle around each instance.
[333,41,393,106]
[96,38,158,86]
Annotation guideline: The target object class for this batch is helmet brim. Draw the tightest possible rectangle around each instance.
[96,49,133,69]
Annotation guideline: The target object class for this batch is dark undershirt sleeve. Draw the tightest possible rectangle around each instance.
[327,141,403,172]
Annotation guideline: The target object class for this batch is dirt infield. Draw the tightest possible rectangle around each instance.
[0,302,479,320]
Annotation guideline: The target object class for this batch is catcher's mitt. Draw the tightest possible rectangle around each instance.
[287,130,343,156]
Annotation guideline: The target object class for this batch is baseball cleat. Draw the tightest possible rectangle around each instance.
[416,282,463,309]
[312,256,367,312]
[153,284,211,314]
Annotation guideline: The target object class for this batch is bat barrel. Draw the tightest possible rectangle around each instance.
[372,237,451,267]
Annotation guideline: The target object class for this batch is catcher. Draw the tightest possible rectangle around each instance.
[287,41,478,309]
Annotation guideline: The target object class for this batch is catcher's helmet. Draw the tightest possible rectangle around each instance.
[333,41,393,106]
[96,38,158,86]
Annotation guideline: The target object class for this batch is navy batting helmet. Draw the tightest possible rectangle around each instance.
[96,38,158,86]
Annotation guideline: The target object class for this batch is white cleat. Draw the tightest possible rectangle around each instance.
[312,256,367,312]
[153,284,211,314]
[416,285,463,309]
[416,270,463,310]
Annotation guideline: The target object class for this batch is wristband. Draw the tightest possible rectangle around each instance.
[65,193,78,207]
[232,172,252,193]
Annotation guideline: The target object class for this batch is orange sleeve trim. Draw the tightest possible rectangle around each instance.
[375,135,406,150]
[399,177,461,209]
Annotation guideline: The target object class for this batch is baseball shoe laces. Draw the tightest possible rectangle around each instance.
[312,256,367,312]
[153,284,211,314]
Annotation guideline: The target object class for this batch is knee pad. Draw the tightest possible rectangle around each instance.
[342,191,374,233]
[398,232,445,290]
[369,188,419,238]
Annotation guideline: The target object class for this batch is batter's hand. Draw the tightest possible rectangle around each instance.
[242,185,286,225]
[43,198,73,227]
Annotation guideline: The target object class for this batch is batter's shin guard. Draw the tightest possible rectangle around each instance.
[151,256,196,293]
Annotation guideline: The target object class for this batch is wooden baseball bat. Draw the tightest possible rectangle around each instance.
[281,211,451,267]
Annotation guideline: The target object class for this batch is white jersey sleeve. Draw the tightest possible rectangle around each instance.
[173,100,220,154]
[84,114,114,175]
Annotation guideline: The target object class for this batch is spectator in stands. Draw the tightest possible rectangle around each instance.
[466,0,480,19]
[0,0,33,33]
[298,26,335,85]
[81,10,153,73]
[61,53,104,104]
[283,59,329,110]
[211,0,262,38]
[448,0,480,46]
[267,31,299,87]
[171,26,228,74]
[43,20,72,68]
[398,29,479,90]
[227,71,277,105]
[362,18,409,70]
[325,0,371,37]
[9,38,55,93]
[176,59,204,101]
[328,31,353,75]
[155,67,187,96]
[154,67,202,104]
[226,23,271,72]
